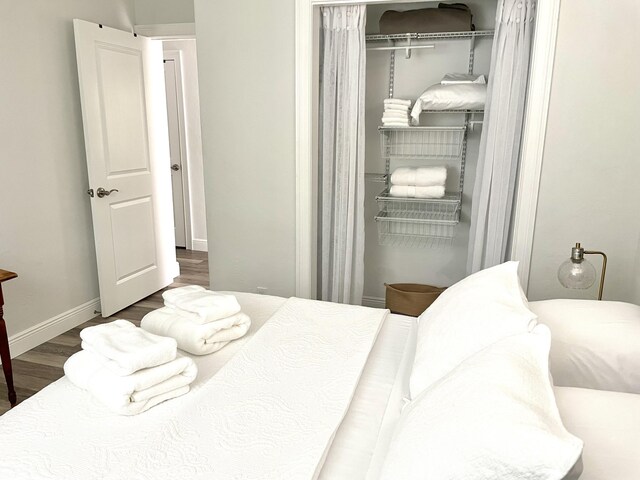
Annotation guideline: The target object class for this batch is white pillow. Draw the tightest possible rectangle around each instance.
[530,299,640,393]
[410,83,486,121]
[380,325,583,480]
[410,261,536,398]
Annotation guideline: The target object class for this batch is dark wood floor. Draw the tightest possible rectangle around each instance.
[0,249,209,415]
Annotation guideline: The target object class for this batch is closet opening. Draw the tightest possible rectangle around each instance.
[310,0,540,307]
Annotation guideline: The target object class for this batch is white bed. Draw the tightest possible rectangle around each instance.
[0,292,417,479]
[0,289,638,479]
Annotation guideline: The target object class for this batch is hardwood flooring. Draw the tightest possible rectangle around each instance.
[0,249,209,415]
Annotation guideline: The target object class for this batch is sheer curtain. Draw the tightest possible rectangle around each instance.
[319,5,367,304]
[467,0,537,273]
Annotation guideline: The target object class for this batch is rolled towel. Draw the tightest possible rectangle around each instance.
[384,98,412,107]
[64,350,197,415]
[141,307,252,355]
[165,290,242,324]
[162,285,206,306]
[389,185,445,199]
[80,320,177,376]
[390,167,447,187]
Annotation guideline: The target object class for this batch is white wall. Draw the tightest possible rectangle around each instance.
[363,1,496,300]
[194,0,297,297]
[0,0,136,349]
[163,40,208,251]
[134,0,194,25]
[528,0,640,303]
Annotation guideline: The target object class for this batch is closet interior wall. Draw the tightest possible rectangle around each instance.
[363,1,497,303]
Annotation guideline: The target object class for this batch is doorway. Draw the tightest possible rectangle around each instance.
[161,39,208,253]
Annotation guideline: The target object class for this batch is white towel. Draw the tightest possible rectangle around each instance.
[382,111,409,120]
[390,167,447,187]
[384,98,412,107]
[80,320,177,376]
[383,104,410,113]
[64,350,197,415]
[390,185,445,198]
[161,285,206,307]
[382,121,410,128]
[141,307,252,355]
[164,290,242,324]
[440,73,486,85]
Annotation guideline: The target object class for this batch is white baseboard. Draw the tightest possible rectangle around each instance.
[191,238,208,252]
[362,295,386,309]
[5,297,100,360]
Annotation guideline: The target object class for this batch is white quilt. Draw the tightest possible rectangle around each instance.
[0,296,386,479]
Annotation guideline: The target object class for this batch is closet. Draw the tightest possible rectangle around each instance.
[362,1,498,305]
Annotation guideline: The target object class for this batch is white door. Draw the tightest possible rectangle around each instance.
[74,19,179,317]
[163,57,187,248]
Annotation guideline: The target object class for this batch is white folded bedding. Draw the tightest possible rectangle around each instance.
[141,307,251,355]
[390,167,446,187]
[64,350,197,415]
[79,319,177,376]
[389,185,445,198]
[410,83,487,121]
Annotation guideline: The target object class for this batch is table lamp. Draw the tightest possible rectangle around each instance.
[557,243,607,300]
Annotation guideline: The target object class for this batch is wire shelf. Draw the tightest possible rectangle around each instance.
[375,211,457,248]
[365,30,495,42]
[376,190,460,220]
[379,126,465,160]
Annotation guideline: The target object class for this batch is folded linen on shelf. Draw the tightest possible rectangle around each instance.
[141,307,251,355]
[390,167,447,187]
[64,350,197,415]
[384,98,412,107]
[390,185,445,199]
[382,121,411,128]
[79,320,177,376]
[382,111,409,120]
[383,104,410,113]
[440,73,486,85]
[164,289,242,324]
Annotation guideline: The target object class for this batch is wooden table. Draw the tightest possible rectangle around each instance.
[0,269,17,407]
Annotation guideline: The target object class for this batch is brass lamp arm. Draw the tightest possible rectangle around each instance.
[583,250,607,300]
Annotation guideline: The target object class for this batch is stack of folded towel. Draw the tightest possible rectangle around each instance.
[382,98,412,127]
[64,320,197,415]
[141,285,251,356]
[389,166,447,199]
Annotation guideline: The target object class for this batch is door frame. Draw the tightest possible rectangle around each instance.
[163,50,193,250]
[294,0,561,297]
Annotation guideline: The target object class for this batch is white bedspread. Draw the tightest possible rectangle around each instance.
[0,295,386,479]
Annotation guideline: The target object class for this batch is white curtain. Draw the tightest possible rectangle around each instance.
[319,5,367,304]
[467,0,536,273]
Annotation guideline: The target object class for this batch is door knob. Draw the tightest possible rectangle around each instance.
[171,164,180,171]
[96,187,119,198]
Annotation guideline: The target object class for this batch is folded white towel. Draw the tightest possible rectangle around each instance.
[382,121,410,128]
[164,290,242,324]
[384,104,410,113]
[440,73,486,85]
[141,307,252,355]
[384,98,412,107]
[162,285,205,306]
[64,350,197,415]
[80,320,177,376]
[389,185,445,198]
[391,167,447,187]
[382,111,409,120]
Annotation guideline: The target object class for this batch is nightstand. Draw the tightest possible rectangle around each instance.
[0,269,17,407]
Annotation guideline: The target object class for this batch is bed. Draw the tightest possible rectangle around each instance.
[0,264,638,479]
